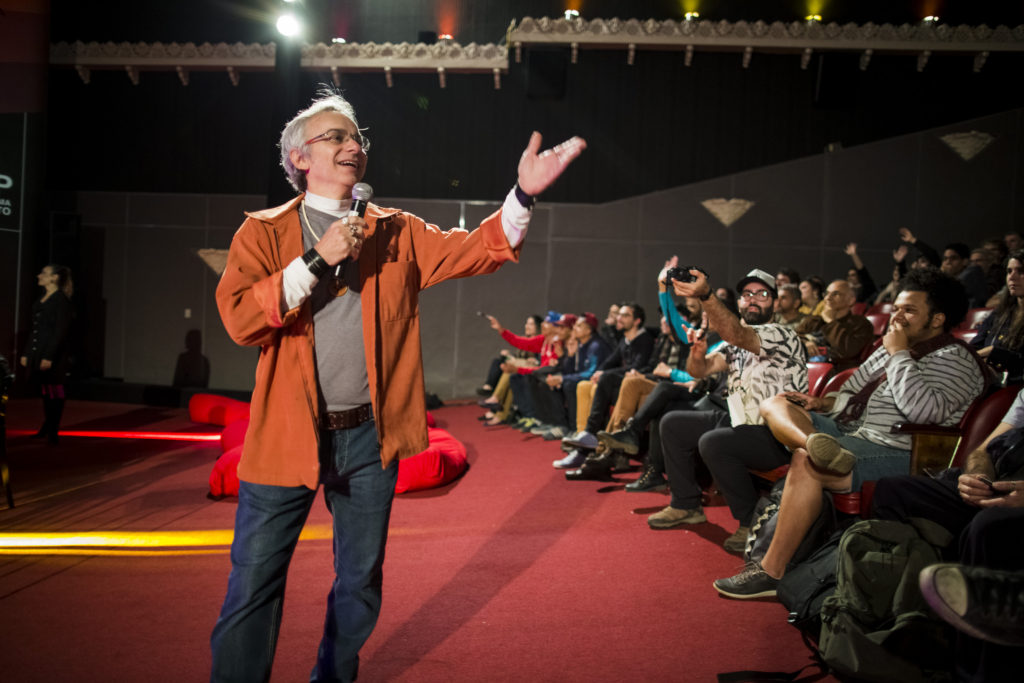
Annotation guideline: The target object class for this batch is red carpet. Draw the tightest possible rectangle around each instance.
[0,400,833,682]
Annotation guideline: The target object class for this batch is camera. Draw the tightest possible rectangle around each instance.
[666,266,697,284]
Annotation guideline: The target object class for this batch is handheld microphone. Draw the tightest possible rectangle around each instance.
[336,183,374,277]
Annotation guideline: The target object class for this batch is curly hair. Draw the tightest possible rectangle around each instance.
[898,267,968,332]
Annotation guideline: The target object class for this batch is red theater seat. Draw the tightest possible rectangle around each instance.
[220,418,249,453]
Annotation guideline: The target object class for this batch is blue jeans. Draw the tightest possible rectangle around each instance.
[809,413,908,490]
[210,419,397,683]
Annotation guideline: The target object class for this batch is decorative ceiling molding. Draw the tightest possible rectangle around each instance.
[508,17,1024,64]
[49,40,508,86]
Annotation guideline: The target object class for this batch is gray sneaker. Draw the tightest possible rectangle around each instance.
[722,526,750,554]
[805,432,856,475]
[553,449,587,469]
[713,561,779,599]
[647,506,707,529]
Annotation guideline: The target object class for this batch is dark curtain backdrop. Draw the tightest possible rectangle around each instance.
[47,47,1024,203]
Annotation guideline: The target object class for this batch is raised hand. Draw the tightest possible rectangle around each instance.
[517,133,588,196]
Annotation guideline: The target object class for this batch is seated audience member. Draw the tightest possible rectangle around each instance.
[598,303,623,349]
[971,250,1024,384]
[530,313,610,440]
[873,245,909,306]
[844,242,878,304]
[507,314,571,432]
[900,226,942,269]
[775,268,801,288]
[561,259,712,479]
[561,260,695,474]
[970,247,1002,300]
[799,276,825,316]
[647,267,807,532]
[773,283,806,329]
[715,287,738,311]
[942,242,990,309]
[478,314,543,396]
[795,279,874,371]
[560,302,654,452]
[480,311,560,424]
[712,268,987,598]
[1005,231,1024,253]
[874,388,1024,683]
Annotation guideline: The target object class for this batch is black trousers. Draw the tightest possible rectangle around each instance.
[583,367,629,434]
[872,474,1024,683]
[634,382,700,473]
[699,424,792,525]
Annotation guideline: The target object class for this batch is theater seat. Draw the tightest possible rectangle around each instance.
[807,362,834,398]
[220,418,249,453]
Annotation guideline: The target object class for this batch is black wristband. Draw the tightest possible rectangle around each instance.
[514,183,535,209]
[699,285,713,301]
[302,248,329,279]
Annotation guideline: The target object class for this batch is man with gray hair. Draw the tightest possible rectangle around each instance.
[212,89,585,681]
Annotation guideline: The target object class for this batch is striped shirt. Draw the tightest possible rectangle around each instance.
[827,341,986,450]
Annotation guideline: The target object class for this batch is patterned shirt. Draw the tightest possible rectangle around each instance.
[720,324,808,426]
[827,341,986,450]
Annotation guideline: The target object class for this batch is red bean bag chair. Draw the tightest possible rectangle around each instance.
[220,418,249,453]
[395,426,468,494]
[209,445,242,498]
[189,393,250,427]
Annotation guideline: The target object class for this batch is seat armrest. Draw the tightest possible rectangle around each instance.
[890,423,960,475]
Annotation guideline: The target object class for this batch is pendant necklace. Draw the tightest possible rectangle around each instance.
[301,201,348,297]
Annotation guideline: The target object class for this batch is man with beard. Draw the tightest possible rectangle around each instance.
[646,269,807,540]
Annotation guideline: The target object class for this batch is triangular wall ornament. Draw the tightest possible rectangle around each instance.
[198,248,229,276]
[701,198,755,228]
[940,130,995,161]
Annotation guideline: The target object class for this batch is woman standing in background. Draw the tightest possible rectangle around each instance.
[20,265,74,445]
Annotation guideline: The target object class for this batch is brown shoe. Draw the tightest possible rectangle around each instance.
[806,433,856,475]
[647,506,706,529]
[723,526,750,553]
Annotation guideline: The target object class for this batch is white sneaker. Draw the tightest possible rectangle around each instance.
[564,430,599,450]
[553,449,587,469]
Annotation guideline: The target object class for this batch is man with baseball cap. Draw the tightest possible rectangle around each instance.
[529,312,611,440]
[647,267,808,552]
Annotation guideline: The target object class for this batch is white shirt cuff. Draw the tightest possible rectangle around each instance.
[282,256,318,311]
[500,187,532,248]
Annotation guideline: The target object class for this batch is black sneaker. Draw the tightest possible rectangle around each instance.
[625,463,668,492]
[597,419,640,455]
[920,563,1024,647]
[713,561,779,599]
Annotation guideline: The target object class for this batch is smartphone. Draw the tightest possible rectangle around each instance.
[785,394,806,407]
[978,476,1010,497]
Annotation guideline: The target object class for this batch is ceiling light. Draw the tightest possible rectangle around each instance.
[276,13,302,37]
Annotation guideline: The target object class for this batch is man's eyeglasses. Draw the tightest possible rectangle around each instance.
[304,128,371,153]
[740,290,772,300]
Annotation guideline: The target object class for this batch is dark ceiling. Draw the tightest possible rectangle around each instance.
[49,1,1024,46]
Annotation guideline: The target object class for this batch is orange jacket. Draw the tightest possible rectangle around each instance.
[216,194,521,489]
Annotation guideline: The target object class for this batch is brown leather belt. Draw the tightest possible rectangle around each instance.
[321,404,373,430]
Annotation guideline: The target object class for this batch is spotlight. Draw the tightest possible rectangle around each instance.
[923,15,940,24]
[276,12,302,37]
[564,9,580,21]
[331,37,346,44]
[685,12,700,21]
[439,33,453,43]
[805,14,822,23]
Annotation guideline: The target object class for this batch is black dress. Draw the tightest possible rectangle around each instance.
[26,291,74,387]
